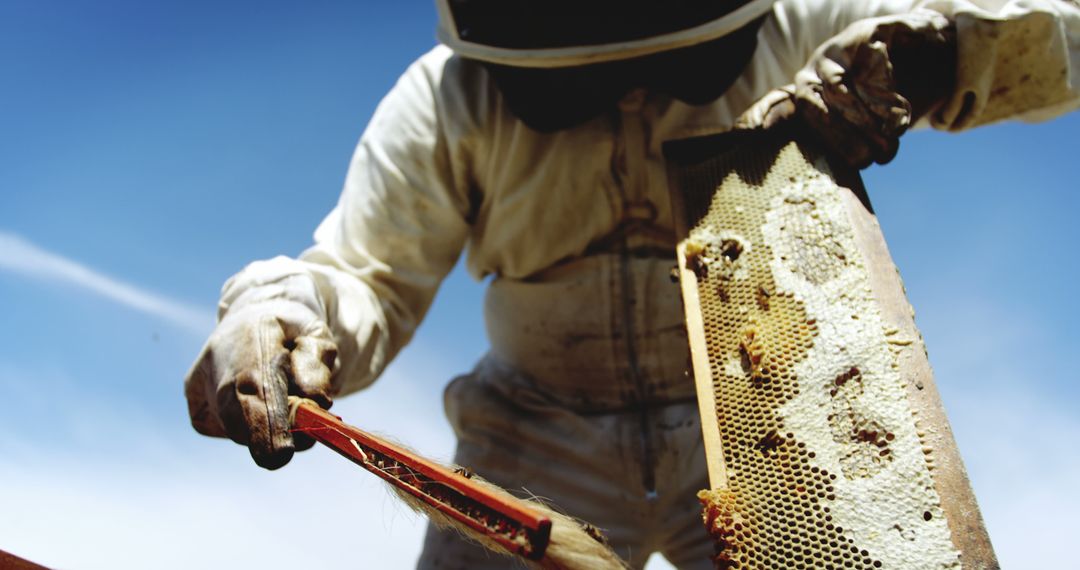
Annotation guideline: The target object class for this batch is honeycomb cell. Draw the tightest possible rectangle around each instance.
[678,141,961,569]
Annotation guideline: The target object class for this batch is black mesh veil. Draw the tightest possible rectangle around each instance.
[447,0,753,50]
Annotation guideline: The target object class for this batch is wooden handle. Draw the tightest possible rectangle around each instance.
[289,398,552,561]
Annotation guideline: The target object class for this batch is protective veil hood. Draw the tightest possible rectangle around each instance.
[436,0,775,69]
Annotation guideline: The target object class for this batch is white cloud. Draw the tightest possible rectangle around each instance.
[0,449,432,569]
[0,346,678,569]
[10,244,1068,568]
[0,356,452,569]
[8,348,1069,570]
[0,230,214,335]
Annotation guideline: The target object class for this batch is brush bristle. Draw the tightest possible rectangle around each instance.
[390,473,629,570]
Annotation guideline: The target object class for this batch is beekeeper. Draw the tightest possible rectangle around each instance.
[184,0,1080,567]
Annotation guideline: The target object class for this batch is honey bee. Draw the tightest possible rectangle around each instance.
[684,241,709,280]
[754,429,785,456]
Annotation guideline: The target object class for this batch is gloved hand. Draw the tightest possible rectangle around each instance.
[737,12,956,168]
[184,298,338,469]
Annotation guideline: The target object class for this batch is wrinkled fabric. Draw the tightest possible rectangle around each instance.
[417,356,712,570]
[484,255,692,412]
[934,4,1080,128]
[195,0,1080,562]
[413,254,707,568]
[214,0,1080,398]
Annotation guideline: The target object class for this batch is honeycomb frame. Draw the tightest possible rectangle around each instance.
[664,126,998,570]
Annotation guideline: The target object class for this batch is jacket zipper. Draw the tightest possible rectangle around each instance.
[610,96,659,497]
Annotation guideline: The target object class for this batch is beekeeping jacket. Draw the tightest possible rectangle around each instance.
[216,0,1080,567]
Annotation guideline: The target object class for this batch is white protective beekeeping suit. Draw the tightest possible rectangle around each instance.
[185,0,1080,567]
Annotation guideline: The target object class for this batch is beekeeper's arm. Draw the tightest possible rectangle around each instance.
[183,52,475,469]
[743,0,1080,167]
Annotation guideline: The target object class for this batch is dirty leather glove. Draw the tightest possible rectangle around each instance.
[738,12,956,168]
[184,299,338,470]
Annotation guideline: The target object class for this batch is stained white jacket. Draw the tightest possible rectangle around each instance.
[218,0,1080,395]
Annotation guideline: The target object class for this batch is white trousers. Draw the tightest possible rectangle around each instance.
[417,255,714,569]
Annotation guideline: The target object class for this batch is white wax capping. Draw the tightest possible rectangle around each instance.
[761,147,960,568]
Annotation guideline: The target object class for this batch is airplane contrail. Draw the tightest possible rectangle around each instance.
[0,231,214,335]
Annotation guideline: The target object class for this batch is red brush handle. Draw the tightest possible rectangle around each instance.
[290,400,552,561]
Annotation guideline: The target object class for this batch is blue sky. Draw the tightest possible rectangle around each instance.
[1,1,1078,568]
